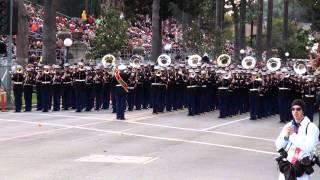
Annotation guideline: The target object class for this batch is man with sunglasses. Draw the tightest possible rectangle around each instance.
[276,99,319,180]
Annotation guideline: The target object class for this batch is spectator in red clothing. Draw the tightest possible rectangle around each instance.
[31,22,38,33]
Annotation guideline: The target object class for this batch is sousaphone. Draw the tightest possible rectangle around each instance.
[188,54,202,68]
[157,54,171,67]
[266,58,281,72]
[102,54,116,68]
[241,56,256,69]
[130,54,143,68]
[217,54,231,67]
[293,60,307,75]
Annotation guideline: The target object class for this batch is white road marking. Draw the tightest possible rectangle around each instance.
[201,117,250,131]
[0,112,274,143]
[75,155,157,164]
[0,127,70,141]
[0,118,277,155]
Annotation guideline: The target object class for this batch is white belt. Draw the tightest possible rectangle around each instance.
[305,95,315,98]
[128,87,135,90]
[53,82,61,85]
[187,85,197,88]
[279,87,290,90]
[75,79,85,82]
[63,82,72,84]
[13,82,23,84]
[42,82,51,84]
[116,84,122,87]
[218,87,228,90]
[202,85,207,88]
[152,83,163,86]
[250,89,258,91]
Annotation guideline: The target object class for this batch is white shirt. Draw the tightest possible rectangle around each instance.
[275,116,319,180]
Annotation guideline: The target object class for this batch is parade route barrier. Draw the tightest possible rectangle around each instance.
[0,88,6,112]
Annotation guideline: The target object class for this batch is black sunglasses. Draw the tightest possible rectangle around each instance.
[291,107,302,111]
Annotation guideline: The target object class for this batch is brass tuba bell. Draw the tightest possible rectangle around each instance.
[217,54,231,67]
[293,60,307,75]
[266,57,281,72]
[187,54,202,68]
[241,56,256,69]
[102,54,116,68]
[130,54,143,68]
[157,54,171,67]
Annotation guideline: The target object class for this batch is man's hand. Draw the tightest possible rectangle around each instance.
[287,126,294,137]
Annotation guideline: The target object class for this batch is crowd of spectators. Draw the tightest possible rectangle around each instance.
[128,14,184,51]
[0,2,265,64]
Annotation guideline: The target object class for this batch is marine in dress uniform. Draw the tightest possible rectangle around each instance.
[113,64,129,120]
[11,65,25,112]
[73,63,86,112]
[39,65,52,112]
[23,65,35,112]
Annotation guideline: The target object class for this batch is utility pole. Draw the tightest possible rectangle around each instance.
[6,0,13,107]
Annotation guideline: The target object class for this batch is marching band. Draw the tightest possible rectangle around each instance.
[9,53,320,127]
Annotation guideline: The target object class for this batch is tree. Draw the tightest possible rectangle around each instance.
[266,0,273,59]
[91,8,128,58]
[215,0,223,57]
[151,0,161,62]
[256,0,263,61]
[42,0,57,64]
[283,0,289,60]
[16,0,29,66]
[239,0,246,50]
[229,0,240,63]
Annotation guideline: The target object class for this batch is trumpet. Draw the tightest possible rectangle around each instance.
[154,70,162,76]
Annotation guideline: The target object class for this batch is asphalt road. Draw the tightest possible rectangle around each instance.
[0,109,319,180]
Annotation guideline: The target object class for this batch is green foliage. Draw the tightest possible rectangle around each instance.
[183,21,215,55]
[271,18,309,58]
[90,8,128,58]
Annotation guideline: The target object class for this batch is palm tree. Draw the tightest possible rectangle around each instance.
[283,0,289,60]
[266,0,273,59]
[42,0,57,64]
[239,0,246,51]
[231,1,240,63]
[16,0,29,66]
[151,0,161,62]
[256,0,263,61]
[215,0,223,57]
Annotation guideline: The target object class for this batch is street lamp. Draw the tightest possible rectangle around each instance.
[285,52,290,65]
[64,38,73,64]
[285,52,290,57]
